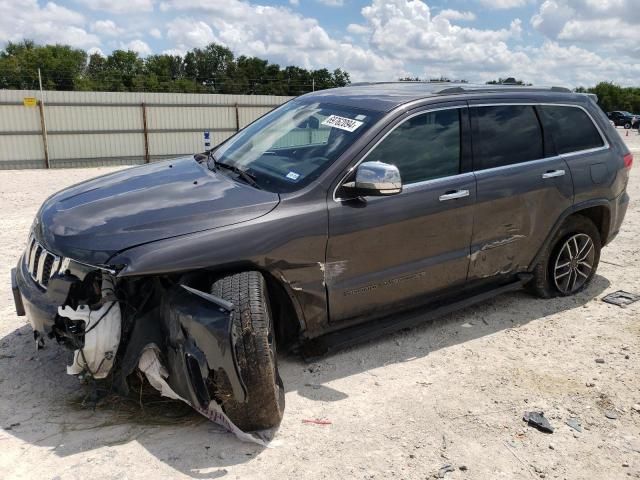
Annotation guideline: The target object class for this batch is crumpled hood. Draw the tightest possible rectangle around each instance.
[35,157,279,264]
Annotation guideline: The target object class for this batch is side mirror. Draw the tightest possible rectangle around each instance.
[341,161,402,197]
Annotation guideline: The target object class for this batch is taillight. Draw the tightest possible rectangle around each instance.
[623,153,633,169]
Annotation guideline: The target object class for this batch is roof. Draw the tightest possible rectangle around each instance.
[300,82,577,112]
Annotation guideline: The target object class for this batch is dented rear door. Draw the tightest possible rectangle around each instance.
[467,101,573,280]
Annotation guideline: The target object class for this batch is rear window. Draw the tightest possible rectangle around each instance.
[539,105,604,155]
[471,105,543,170]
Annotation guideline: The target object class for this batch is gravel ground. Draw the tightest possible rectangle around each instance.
[1,129,640,480]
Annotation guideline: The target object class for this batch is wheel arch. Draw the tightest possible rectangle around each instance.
[530,200,611,270]
[198,263,306,350]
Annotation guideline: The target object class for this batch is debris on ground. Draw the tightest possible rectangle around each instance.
[566,417,583,433]
[302,418,332,425]
[605,411,618,420]
[437,464,455,478]
[602,290,640,307]
[595,358,605,364]
[523,411,554,433]
[632,404,640,413]
[3,422,20,430]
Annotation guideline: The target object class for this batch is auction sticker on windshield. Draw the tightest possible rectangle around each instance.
[322,115,364,132]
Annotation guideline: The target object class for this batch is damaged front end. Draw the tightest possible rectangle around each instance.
[13,246,258,440]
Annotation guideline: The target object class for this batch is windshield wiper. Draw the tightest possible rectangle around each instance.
[208,153,261,190]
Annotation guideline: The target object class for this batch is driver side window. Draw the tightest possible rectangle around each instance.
[367,109,461,184]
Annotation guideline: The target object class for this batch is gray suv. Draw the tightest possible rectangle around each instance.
[11,83,632,431]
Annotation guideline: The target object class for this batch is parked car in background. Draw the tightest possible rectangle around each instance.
[607,111,640,129]
[12,83,632,431]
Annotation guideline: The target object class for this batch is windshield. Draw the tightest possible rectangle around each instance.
[212,100,382,193]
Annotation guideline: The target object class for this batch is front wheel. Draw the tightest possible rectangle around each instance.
[210,271,284,431]
[530,215,601,298]
[624,122,632,129]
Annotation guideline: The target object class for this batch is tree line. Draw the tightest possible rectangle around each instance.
[576,82,640,114]
[0,40,351,95]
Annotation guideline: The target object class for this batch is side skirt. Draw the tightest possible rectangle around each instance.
[300,274,532,359]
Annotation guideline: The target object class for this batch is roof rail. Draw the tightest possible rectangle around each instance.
[436,85,572,95]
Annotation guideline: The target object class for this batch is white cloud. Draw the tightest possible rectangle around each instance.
[76,0,154,14]
[347,23,370,35]
[87,46,105,56]
[160,0,401,80]
[91,20,124,36]
[0,0,99,48]
[149,28,162,39]
[478,0,527,9]
[531,0,640,47]
[317,0,344,6]
[436,9,476,21]
[166,18,217,51]
[289,0,299,5]
[121,39,152,55]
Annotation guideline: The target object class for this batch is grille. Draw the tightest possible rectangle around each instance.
[25,235,63,289]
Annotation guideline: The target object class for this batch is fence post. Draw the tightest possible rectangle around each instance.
[141,102,150,163]
[37,100,50,169]
[235,103,240,132]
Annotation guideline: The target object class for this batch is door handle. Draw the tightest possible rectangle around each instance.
[439,189,470,201]
[542,169,565,179]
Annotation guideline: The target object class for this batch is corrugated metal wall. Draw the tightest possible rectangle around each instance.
[0,90,293,169]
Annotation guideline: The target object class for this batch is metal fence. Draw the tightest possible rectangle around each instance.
[0,90,293,169]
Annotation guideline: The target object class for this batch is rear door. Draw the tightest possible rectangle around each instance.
[468,102,574,280]
[326,103,476,322]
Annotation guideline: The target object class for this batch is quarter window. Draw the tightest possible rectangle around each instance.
[471,105,543,170]
[539,105,604,154]
[367,109,461,184]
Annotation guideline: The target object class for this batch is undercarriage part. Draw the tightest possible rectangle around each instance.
[59,275,121,379]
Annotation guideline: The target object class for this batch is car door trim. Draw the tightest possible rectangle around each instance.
[333,102,608,202]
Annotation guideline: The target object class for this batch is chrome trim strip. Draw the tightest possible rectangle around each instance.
[28,240,38,275]
[50,256,61,278]
[333,102,610,202]
[36,251,47,284]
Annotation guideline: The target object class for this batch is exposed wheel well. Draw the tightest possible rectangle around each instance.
[178,267,303,351]
[261,271,302,351]
[572,206,610,245]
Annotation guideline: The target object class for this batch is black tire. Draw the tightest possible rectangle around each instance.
[210,271,284,431]
[529,215,601,298]
[624,122,631,129]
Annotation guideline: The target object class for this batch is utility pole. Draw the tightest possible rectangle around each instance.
[37,68,50,169]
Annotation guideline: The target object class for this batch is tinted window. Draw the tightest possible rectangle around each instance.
[472,105,543,169]
[540,106,604,154]
[367,109,460,184]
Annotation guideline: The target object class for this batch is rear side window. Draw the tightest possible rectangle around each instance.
[539,105,604,154]
[471,105,543,170]
[367,109,460,184]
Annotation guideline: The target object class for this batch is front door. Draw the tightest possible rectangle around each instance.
[326,104,475,323]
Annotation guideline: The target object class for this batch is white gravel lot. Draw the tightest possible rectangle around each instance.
[0,129,639,480]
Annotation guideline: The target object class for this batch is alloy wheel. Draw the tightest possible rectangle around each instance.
[553,233,595,294]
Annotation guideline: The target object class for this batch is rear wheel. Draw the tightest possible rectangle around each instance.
[624,122,632,129]
[210,271,284,431]
[530,215,601,298]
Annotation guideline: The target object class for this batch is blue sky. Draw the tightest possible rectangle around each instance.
[2,0,639,87]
